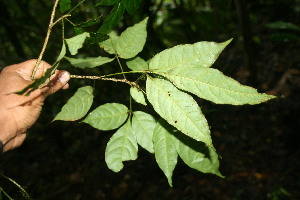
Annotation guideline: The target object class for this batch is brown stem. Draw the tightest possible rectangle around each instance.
[70,75,137,86]
[51,14,71,28]
[31,0,60,79]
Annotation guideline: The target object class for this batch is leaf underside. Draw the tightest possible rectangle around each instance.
[105,120,138,172]
[126,56,148,71]
[153,120,178,186]
[146,77,213,147]
[159,67,275,105]
[116,17,148,59]
[131,111,156,153]
[130,86,147,106]
[99,31,119,54]
[65,32,90,55]
[53,86,94,121]
[83,103,128,131]
[173,130,222,177]
[65,56,114,68]
[149,40,232,72]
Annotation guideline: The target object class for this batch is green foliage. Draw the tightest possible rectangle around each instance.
[65,56,114,68]
[158,67,273,105]
[105,120,138,172]
[126,57,148,71]
[266,21,300,42]
[153,120,178,186]
[59,0,71,13]
[130,86,147,106]
[146,77,212,147]
[115,17,148,59]
[99,32,119,54]
[131,111,156,153]
[97,2,125,34]
[13,0,276,186]
[51,16,276,186]
[96,0,121,6]
[54,86,94,121]
[149,40,231,72]
[65,32,90,55]
[83,103,129,130]
[123,0,142,15]
[266,21,300,31]
[174,131,222,177]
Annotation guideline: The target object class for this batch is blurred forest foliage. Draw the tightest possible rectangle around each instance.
[0,0,300,200]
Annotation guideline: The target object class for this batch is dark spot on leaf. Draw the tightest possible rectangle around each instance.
[174,120,177,123]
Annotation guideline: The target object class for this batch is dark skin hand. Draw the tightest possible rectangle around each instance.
[0,59,70,152]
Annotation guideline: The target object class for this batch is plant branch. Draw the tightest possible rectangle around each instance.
[70,75,138,86]
[51,14,71,28]
[31,0,60,79]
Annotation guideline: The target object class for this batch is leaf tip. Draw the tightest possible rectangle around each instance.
[223,38,233,46]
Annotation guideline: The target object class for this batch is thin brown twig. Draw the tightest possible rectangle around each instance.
[31,0,60,79]
[70,74,138,86]
[51,14,71,28]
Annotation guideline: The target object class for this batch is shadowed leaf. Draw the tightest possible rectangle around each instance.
[98,3,125,34]
[16,63,58,96]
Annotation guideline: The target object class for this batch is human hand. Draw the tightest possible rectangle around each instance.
[0,59,70,152]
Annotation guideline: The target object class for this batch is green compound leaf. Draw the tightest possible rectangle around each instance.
[173,131,223,177]
[98,2,125,34]
[65,56,114,68]
[83,103,128,131]
[116,17,148,59]
[54,86,94,121]
[153,120,178,187]
[105,120,138,172]
[159,67,275,105]
[65,32,90,55]
[126,57,148,71]
[96,0,121,6]
[130,86,147,106]
[146,77,213,147]
[131,111,156,153]
[99,31,119,54]
[59,0,71,13]
[149,40,231,72]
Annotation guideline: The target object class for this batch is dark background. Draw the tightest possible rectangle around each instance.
[0,0,300,199]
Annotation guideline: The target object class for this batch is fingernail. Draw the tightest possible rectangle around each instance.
[58,71,70,84]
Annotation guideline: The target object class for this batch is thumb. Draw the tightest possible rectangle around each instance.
[42,71,70,97]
